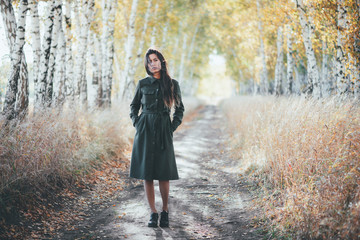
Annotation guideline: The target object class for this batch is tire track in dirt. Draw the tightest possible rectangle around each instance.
[58,105,265,240]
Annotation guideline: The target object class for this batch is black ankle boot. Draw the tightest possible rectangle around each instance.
[148,212,158,227]
[159,211,169,227]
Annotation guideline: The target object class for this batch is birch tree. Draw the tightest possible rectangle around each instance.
[169,20,183,76]
[178,33,188,84]
[349,54,359,97]
[183,20,200,90]
[296,0,321,98]
[73,0,90,104]
[130,0,152,88]
[286,25,294,95]
[149,2,159,47]
[335,0,349,95]
[89,32,102,107]
[354,0,360,98]
[45,0,62,107]
[78,0,94,105]
[160,1,173,49]
[37,0,55,108]
[29,0,41,106]
[53,3,67,106]
[256,0,269,94]
[274,26,284,96]
[101,0,117,107]
[354,58,360,98]
[120,0,139,99]
[1,0,29,120]
[321,38,331,97]
[187,21,200,66]
[64,0,74,100]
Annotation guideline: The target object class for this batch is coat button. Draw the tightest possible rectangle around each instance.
[152,141,155,144]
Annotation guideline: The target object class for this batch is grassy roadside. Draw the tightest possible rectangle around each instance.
[0,103,133,223]
[221,96,360,239]
[0,97,202,238]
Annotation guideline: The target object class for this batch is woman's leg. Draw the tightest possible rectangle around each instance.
[144,180,157,213]
[159,180,169,212]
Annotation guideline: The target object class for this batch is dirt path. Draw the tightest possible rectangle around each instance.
[57,105,265,240]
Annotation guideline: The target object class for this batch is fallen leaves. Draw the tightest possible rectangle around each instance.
[0,157,131,239]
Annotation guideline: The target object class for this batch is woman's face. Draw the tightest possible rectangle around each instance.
[147,53,161,75]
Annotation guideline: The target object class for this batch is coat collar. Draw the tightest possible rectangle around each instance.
[149,75,160,84]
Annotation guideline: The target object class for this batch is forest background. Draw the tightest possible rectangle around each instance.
[0,0,359,239]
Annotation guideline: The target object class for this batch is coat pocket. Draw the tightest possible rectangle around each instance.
[141,88,157,109]
[135,114,144,130]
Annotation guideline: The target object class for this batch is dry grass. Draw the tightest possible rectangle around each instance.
[0,102,133,220]
[221,96,360,239]
[0,96,202,222]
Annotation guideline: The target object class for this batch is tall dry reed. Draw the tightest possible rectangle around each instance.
[221,96,360,239]
[0,97,201,221]
[0,103,132,219]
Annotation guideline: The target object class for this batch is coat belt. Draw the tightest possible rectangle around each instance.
[141,110,170,150]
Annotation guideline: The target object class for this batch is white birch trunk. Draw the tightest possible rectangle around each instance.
[101,0,117,107]
[72,0,81,97]
[160,1,173,49]
[130,0,152,87]
[101,0,110,106]
[355,0,360,98]
[0,0,16,51]
[95,36,103,107]
[29,0,41,104]
[349,55,359,96]
[296,0,321,98]
[37,0,55,108]
[114,54,122,99]
[64,0,74,100]
[187,22,199,61]
[335,0,349,95]
[150,3,159,47]
[80,0,94,106]
[15,5,29,119]
[90,32,102,107]
[321,39,331,97]
[169,21,183,76]
[1,0,28,120]
[121,0,139,99]
[45,0,62,107]
[186,20,200,80]
[274,26,284,96]
[354,61,360,98]
[286,25,294,95]
[181,23,200,94]
[53,3,66,106]
[160,22,169,48]
[294,65,301,94]
[178,34,187,84]
[256,0,268,94]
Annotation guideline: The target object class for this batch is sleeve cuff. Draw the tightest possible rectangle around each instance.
[171,121,180,132]
[132,116,139,127]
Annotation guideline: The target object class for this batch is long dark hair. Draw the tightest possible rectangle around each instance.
[144,48,179,108]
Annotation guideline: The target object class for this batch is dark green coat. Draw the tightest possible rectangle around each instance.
[129,76,185,180]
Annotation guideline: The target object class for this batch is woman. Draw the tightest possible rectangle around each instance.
[129,48,185,228]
